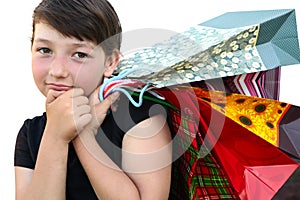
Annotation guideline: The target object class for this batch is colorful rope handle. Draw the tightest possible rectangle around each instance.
[99,68,152,107]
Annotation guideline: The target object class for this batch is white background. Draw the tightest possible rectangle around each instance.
[1,0,300,199]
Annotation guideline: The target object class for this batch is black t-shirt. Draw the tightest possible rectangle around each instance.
[14,94,166,199]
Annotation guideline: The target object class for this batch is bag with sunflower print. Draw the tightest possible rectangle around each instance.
[146,86,300,199]
[99,9,300,199]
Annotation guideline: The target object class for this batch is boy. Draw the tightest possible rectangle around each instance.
[14,0,172,199]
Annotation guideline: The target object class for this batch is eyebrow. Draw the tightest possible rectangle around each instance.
[33,38,96,49]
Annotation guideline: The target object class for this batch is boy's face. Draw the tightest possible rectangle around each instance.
[31,22,113,97]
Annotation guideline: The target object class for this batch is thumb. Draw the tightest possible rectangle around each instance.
[46,89,64,104]
[89,85,102,106]
[94,92,120,122]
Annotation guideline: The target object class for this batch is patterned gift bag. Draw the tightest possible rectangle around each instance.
[98,9,300,200]
[147,87,300,199]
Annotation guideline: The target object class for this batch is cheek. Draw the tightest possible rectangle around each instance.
[74,65,105,96]
[32,59,48,88]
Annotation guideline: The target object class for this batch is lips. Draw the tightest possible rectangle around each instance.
[47,83,73,91]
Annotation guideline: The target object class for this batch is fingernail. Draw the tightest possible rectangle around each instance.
[112,91,120,100]
[113,91,120,97]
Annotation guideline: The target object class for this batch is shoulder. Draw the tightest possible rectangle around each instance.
[15,113,46,168]
[100,92,167,143]
[19,113,46,136]
[116,92,167,126]
[122,114,172,172]
[16,113,46,152]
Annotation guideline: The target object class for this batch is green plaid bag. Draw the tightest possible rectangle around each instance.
[138,91,239,199]
[168,108,239,200]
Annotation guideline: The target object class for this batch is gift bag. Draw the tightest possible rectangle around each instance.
[154,87,300,199]
[190,87,300,160]
[192,66,281,100]
[135,87,240,199]
[98,9,300,200]
[101,9,300,104]
[114,9,299,89]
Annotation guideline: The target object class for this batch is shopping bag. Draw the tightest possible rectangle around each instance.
[98,9,300,200]
[192,66,281,100]
[138,87,240,199]
[114,9,299,89]
[101,9,299,103]
[154,87,300,199]
[189,87,300,160]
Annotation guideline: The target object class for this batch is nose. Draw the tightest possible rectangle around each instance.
[49,55,69,78]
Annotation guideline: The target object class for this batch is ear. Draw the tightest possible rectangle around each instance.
[104,49,120,77]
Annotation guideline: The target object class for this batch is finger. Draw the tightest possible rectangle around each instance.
[89,85,101,106]
[46,89,64,104]
[74,104,92,132]
[73,95,89,107]
[110,93,121,112]
[94,92,120,118]
[109,91,121,104]
[70,88,85,98]
[76,113,92,132]
[110,103,119,112]
[75,104,91,117]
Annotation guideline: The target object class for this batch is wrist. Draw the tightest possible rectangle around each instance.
[72,130,97,153]
[43,125,73,145]
[81,124,99,136]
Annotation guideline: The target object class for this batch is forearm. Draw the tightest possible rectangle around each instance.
[73,132,141,200]
[23,130,69,200]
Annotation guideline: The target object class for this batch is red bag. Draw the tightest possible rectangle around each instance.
[156,86,300,199]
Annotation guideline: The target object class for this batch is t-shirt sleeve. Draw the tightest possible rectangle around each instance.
[110,93,167,132]
[97,93,168,167]
[14,120,36,169]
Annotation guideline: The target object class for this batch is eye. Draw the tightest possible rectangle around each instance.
[38,48,52,55]
[74,52,88,59]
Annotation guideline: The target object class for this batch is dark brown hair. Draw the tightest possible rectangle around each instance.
[32,0,122,55]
